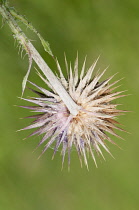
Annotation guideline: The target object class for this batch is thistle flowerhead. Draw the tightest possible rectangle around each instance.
[20,56,127,169]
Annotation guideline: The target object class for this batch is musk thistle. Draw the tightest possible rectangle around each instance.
[19,56,127,169]
[0,1,127,169]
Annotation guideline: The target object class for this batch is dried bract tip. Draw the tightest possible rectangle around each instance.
[20,56,127,168]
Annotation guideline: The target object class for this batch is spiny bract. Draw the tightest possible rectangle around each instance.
[19,56,127,169]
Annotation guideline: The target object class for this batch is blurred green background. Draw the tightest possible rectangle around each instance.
[0,0,138,210]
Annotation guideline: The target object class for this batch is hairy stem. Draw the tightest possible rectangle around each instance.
[0,2,80,115]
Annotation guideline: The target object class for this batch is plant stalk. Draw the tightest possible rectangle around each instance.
[0,2,80,115]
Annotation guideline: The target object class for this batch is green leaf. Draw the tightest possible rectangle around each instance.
[39,35,54,57]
